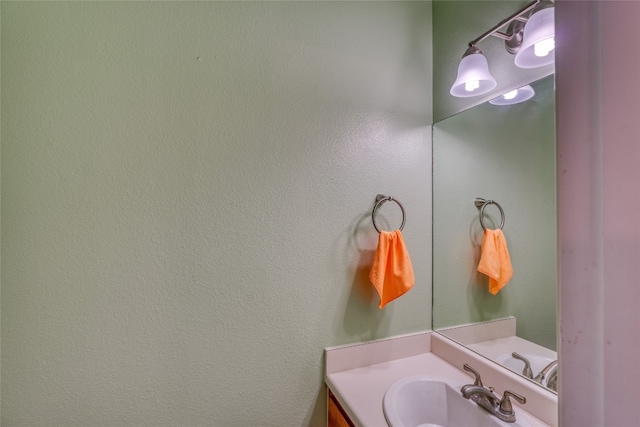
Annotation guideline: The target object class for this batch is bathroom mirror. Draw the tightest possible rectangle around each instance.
[432,75,557,391]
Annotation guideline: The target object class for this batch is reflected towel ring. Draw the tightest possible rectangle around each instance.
[475,197,505,230]
[372,194,406,233]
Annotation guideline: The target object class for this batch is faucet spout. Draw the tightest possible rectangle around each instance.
[461,385,502,419]
[533,360,558,384]
[461,385,499,402]
[460,367,527,423]
[533,360,558,391]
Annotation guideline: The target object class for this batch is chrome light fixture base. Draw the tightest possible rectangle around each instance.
[504,20,525,55]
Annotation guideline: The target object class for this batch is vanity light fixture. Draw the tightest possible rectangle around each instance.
[515,2,555,68]
[450,46,497,97]
[450,0,555,98]
[488,85,535,105]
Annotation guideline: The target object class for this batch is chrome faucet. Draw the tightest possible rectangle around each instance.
[511,352,533,379]
[509,353,558,392]
[461,364,527,423]
[546,368,558,392]
[533,360,558,392]
[533,360,558,384]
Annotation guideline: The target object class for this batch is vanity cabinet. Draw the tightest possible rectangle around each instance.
[328,390,355,427]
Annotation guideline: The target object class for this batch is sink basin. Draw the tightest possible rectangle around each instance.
[383,375,531,427]
[495,353,555,378]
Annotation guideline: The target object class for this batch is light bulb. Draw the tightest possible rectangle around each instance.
[465,80,480,92]
[514,5,555,68]
[534,38,555,57]
[489,85,535,106]
[503,90,518,100]
[450,48,497,98]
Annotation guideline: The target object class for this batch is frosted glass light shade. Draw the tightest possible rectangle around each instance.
[489,85,535,105]
[450,52,497,98]
[515,7,555,68]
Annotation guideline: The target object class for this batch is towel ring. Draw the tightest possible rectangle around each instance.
[475,197,505,230]
[372,194,406,233]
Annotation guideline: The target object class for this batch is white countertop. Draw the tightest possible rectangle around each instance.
[325,332,551,427]
[467,335,557,362]
[327,353,467,426]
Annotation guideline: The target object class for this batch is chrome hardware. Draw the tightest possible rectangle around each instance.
[499,390,527,417]
[463,363,484,387]
[372,194,406,233]
[546,369,558,392]
[508,354,558,391]
[533,360,558,384]
[533,360,558,392]
[475,197,506,230]
[461,364,527,423]
[511,352,534,379]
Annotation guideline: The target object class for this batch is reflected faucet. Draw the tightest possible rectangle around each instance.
[533,360,558,391]
[509,354,558,392]
[546,368,558,392]
[511,352,533,379]
[461,364,527,423]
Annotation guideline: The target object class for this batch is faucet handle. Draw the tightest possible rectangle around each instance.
[499,390,527,415]
[511,352,534,379]
[463,364,484,387]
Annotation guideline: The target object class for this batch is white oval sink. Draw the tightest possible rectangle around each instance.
[383,375,531,427]
[495,353,554,378]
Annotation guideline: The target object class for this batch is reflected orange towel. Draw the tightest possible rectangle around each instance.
[477,229,513,295]
[369,230,415,309]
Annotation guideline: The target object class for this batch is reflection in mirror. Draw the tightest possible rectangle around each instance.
[432,76,557,392]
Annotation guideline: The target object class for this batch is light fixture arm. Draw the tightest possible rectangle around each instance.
[461,45,482,58]
[467,0,541,48]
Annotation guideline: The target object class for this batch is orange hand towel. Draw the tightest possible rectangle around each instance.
[369,230,415,309]
[477,229,513,295]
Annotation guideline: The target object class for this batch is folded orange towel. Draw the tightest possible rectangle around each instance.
[369,230,415,309]
[477,229,513,295]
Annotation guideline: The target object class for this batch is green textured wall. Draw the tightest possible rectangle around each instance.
[1,2,432,425]
[432,76,556,350]
[0,3,2,416]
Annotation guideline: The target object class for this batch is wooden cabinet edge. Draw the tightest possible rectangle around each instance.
[328,389,355,427]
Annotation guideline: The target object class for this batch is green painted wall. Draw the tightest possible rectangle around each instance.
[432,76,556,350]
[1,2,432,425]
[432,1,554,122]
[0,3,2,417]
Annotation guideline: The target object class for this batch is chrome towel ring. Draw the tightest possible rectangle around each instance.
[475,197,505,230]
[372,194,406,233]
